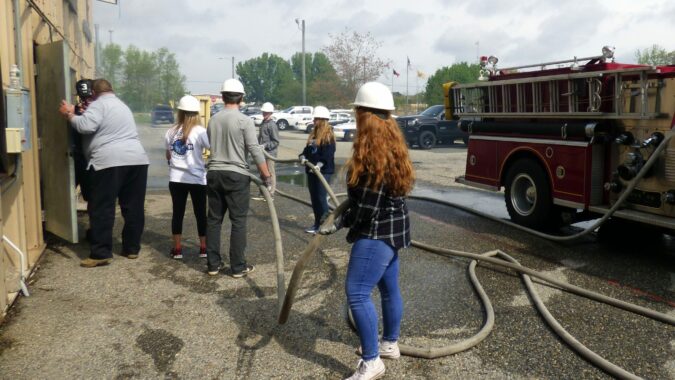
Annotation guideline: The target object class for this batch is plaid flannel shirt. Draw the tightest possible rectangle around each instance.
[342,183,411,250]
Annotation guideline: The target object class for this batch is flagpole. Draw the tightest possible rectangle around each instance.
[406,59,409,112]
[415,74,418,113]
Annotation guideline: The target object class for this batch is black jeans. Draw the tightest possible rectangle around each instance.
[88,165,148,259]
[169,182,207,236]
[206,171,251,273]
[307,172,332,228]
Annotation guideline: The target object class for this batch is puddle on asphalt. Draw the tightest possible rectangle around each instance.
[276,164,344,188]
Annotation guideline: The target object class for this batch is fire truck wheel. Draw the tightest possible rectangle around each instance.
[418,131,436,149]
[504,159,559,229]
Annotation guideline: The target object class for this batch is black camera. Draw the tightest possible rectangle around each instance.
[76,79,94,100]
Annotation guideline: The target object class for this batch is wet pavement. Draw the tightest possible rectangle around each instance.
[0,125,673,379]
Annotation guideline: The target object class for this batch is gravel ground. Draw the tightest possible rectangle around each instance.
[0,127,673,379]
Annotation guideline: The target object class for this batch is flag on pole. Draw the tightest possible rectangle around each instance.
[407,56,411,70]
[393,69,400,77]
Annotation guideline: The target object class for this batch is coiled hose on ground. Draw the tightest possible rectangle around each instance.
[256,137,674,379]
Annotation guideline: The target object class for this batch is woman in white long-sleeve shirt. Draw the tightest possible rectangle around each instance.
[165,95,210,259]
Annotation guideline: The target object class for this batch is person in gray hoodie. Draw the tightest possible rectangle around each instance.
[59,79,149,268]
[205,79,271,278]
[257,102,280,195]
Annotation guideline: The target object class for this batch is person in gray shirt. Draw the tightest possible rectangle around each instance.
[257,101,280,195]
[206,78,271,277]
[59,79,149,268]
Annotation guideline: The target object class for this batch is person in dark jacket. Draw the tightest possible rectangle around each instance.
[320,82,414,380]
[257,102,280,196]
[299,106,335,234]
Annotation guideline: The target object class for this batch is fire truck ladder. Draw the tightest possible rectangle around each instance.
[453,66,664,120]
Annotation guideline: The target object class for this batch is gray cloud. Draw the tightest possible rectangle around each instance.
[94,0,675,93]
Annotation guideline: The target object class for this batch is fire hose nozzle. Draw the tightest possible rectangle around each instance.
[615,132,634,145]
[642,132,664,148]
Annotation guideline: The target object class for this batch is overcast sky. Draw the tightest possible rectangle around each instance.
[93,0,675,95]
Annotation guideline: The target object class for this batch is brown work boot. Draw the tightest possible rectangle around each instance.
[80,257,112,268]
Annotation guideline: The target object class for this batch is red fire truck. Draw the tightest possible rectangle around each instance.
[449,47,675,230]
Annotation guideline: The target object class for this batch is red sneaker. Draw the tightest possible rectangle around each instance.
[199,247,207,258]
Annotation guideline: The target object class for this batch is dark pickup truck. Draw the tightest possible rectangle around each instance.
[396,104,468,149]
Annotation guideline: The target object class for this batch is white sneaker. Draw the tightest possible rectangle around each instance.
[379,341,400,359]
[345,357,385,380]
[355,340,401,359]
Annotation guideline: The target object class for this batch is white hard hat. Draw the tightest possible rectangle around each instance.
[353,81,395,111]
[312,106,330,119]
[261,102,274,113]
[221,78,245,94]
[176,95,200,112]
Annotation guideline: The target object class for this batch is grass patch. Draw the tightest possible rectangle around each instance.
[134,112,151,125]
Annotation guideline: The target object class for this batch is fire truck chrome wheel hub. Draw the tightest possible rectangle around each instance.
[511,174,537,216]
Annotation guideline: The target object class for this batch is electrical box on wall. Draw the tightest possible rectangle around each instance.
[5,128,24,153]
[5,88,32,152]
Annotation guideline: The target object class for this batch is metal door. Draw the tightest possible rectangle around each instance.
[35,41,79,243]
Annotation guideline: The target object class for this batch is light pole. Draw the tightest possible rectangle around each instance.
[295,18,306,106]
[219,56,235,78]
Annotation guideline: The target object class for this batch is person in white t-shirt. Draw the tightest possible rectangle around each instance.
[164,95,210,259]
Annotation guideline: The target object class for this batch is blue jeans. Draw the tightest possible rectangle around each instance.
[307,172,332,228]
[346,238,403,361]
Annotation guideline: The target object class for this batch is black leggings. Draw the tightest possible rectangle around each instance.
[169,182,207,236]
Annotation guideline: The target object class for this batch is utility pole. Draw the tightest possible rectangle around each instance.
[296,18,306,106]
[232,56,235,78]
[108,29,113,45]
[95,24,101,76]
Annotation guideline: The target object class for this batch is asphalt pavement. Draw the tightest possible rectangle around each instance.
[0,124,673,379]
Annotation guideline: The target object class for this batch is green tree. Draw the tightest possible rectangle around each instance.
[424,62,480,105]
[635,44,675,66]
[100,43,123,90]
[291,52,337,82]
[120,45,157,111]
[290,52,347,105]
[236,53,300,105]
[155,47,186,105]
[100,44,187,112]
[322,28,390,95]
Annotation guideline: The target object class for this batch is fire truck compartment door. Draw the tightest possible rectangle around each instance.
[35,41,79,243]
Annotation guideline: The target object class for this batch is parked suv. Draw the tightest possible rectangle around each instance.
[272,106,313,130]
[151,104,175,126]
[396,104,468,149]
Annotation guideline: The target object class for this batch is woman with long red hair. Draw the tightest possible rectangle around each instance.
[322,82,414,380]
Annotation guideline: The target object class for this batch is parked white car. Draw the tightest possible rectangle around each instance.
[272,106,313,130]
[251,113,264,126]
[297,112,352,133]
[333,120,357,141]
[295,114,315,132]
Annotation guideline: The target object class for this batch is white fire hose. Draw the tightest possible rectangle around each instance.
[256,144,674,380]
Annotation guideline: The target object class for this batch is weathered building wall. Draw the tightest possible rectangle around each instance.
[0,0,95,318]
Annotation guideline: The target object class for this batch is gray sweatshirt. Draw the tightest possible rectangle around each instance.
[258,118,280,157]
[69,93,149,170]
[207,108,265,175]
